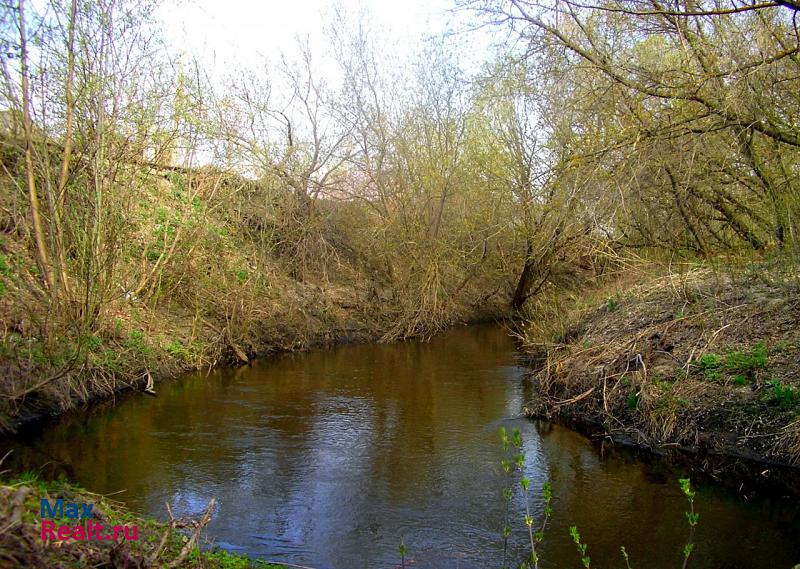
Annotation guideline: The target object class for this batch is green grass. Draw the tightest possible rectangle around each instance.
[165,338,192,361]
[724,342,767,374]
[766,379,798,409]
[190,549,286,569]
[697,353,721,370]
[0,253,12,277]
[125,330,153,360]
[695,342,768,383]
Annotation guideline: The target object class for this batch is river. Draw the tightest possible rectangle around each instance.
[3,325,799,568]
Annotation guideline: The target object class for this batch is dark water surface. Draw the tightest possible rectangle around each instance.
[3,325,799,568]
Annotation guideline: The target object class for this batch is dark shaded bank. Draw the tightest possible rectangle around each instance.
[521,264,800,495]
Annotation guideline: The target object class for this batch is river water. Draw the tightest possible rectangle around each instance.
[3,325,799,568]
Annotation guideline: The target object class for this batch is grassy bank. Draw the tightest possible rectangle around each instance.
[0,159,512,431]
[0,474,286,569]
[520,259,800,471]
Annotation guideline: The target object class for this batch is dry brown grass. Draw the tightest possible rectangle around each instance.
[774,419,800,466]
[523,259,800,465]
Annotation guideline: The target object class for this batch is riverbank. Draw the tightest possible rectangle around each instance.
[0,474,286,569]
[521,260,800,483]
[0,281,504,433]
[0,160,512,433]
[0,288,506,433]
[0,277,505,434]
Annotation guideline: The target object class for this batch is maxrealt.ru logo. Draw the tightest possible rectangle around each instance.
[40,499,138,542]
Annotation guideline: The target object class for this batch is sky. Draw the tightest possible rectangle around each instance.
[155,0,499,85]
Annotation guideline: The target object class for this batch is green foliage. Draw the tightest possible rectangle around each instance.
[605,296,620,312]
[399,537,407,569]
[93,349,122,372]
[5,335,50,365]
[512,428,523,449]
[192,548,287,569]
[125,329,152,360]
[765,379,798,409]
[569,526,591,569]
[697,353,720,371]
[84,334,102,352]
[695,342,768,383]
[680,478,699,568]
[696,353,724,381]
[165,338,191,361]
[499,426,517,569]
[0,253,11,277]
[128,329,145,344]
[0,253,12,296]
[498,427,553,569]
[167,171,187,193]
[191,195,204,215]
[627,392,640,410]
[724,342,767,374]
[160,336,206,363]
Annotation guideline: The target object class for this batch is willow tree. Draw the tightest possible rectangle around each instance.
[467,0,800,259]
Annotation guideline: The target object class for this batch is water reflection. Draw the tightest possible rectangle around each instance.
[3,325,799,568]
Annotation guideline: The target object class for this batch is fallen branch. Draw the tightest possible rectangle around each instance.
[554,386,596,408]
[149,498,217,567]
[167,498,216,568]
[144,371,156,396]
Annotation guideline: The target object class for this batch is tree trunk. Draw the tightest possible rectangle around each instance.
[511,240,536,310]
[19,0,55,292]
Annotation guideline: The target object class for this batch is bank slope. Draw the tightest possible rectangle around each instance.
[523,264,800,474]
